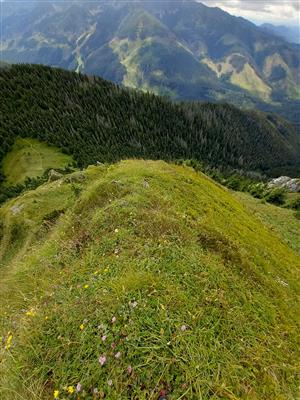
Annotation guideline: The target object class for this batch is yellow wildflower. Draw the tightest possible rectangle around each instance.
[5,332,13,350]
[79,324,84,330]
[53,389,59,398]
[104,267,109,273]
[25,309,36,317]
[67,386,75,394]
[45,316,49,320]
[83,284,89,289]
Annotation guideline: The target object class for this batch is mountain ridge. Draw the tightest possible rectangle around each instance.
[259,23,300,45]
[1,158,299,399]
[2,0,300,124]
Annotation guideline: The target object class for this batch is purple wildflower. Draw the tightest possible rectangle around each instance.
[76,382,82,393]
[98,354,107,366]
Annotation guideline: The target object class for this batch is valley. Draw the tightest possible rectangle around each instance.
[2,0,300,124]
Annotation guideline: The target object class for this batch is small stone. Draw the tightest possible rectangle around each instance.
[180,325,187,331]
[130,301,138,308]
[143,180,150,188]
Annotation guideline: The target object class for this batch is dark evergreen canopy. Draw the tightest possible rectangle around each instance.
[1,64,299,178]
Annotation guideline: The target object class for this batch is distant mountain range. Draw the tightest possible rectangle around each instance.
[259,23,300,45]
[2,0,300,123]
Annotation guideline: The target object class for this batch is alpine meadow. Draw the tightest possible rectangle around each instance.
[0,1,300,399]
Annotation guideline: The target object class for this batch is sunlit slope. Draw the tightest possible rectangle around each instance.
[234,191,300,255]
[3,0,300,122]
[2,137,73,185]
[0,163,102,268]
[0,160,299,399]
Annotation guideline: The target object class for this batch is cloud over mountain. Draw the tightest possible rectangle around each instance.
[201,0,300,23]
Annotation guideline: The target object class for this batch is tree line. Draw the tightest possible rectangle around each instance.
[1,64,299,184]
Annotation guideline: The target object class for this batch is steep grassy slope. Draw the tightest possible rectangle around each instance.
[233,192,300,255]
[1,64,300,177]
[1,160,299,399]
[2,137,73,185]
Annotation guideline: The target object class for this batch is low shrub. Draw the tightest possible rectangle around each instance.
[264,188,286,205]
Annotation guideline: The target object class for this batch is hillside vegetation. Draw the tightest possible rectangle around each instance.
[2,137,73,185]
[1,64,300,179]
[233,192,300,255]
[0,160,299,399]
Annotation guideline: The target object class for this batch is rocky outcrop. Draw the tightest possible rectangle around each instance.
[268,176,300,192]
[64,171,86,183]
[48,169,63,182]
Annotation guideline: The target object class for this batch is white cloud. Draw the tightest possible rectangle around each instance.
[200,0,300,25]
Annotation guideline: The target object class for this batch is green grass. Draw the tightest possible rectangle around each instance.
[0,160,299,399]
[234,192,300,255]
[2,138,73,185]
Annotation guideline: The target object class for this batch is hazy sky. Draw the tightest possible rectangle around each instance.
[1,0,299,26]
[201,0,300,25]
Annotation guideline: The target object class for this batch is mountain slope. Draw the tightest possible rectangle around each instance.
[2,0,300,123]
[260,23,300,45]
[1,64,300,179]
[2,137,73,185]
[1,160,299,399]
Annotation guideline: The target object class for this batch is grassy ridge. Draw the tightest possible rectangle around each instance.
[0,160,299,399]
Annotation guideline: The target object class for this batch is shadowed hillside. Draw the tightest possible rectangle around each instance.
[1,64,300,180]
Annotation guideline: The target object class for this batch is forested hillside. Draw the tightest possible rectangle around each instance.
[1,64,300,178]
